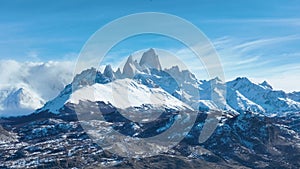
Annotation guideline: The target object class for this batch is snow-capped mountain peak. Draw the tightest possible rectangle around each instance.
[139,48,162,70]
[259,80,273,90]
[0,87,44,116]
[103,64,115,80]
[208,77,224,85]
[72,68,98,89]
[3,88,44,109]
[123,55,140,78]
[228,77,252,88]
[122,49,162,78]
[227,77,300,114]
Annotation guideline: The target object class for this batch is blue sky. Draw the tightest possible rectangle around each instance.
[0,0,300,91]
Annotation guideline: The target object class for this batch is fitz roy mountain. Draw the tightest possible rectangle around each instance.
[33,48,300,116]
[0,49,300,168]
[0,49,299,117]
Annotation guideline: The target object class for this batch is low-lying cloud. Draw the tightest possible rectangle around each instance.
[0,60,75,101]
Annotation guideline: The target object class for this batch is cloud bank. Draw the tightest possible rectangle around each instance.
[0,60,75,101]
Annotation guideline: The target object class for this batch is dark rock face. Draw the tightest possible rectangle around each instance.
[0,102,299,168]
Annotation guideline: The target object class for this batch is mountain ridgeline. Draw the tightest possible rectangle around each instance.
[0,49,300,168]
[36,48,300,116]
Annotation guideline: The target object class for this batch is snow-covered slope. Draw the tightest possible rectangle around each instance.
[69,78,192,110]
[3,88,44,109]
[37,68,111,114]
[227,77,300,114]
[288,91,300,102]
[0,125,18,144]
[0,87,44,117]
[199,78,235,112]
[226,89,265,113]
[37,65,193,115]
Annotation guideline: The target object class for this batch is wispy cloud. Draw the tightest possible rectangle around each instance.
[236,55,260,65]
[151,34,300,92]
[213,35,300,91]
[232,35,300,52]
[202,18,300,26]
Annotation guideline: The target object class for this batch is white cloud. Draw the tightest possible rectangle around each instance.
[0,60,75,100]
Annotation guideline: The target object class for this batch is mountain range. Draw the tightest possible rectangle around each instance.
[0,49,299,168]
[1,48,298,117]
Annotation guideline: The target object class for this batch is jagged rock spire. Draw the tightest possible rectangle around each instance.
[103,64,115,80]
[122,55,136,78]
[139,48,162,70]
[115,68,122,78]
